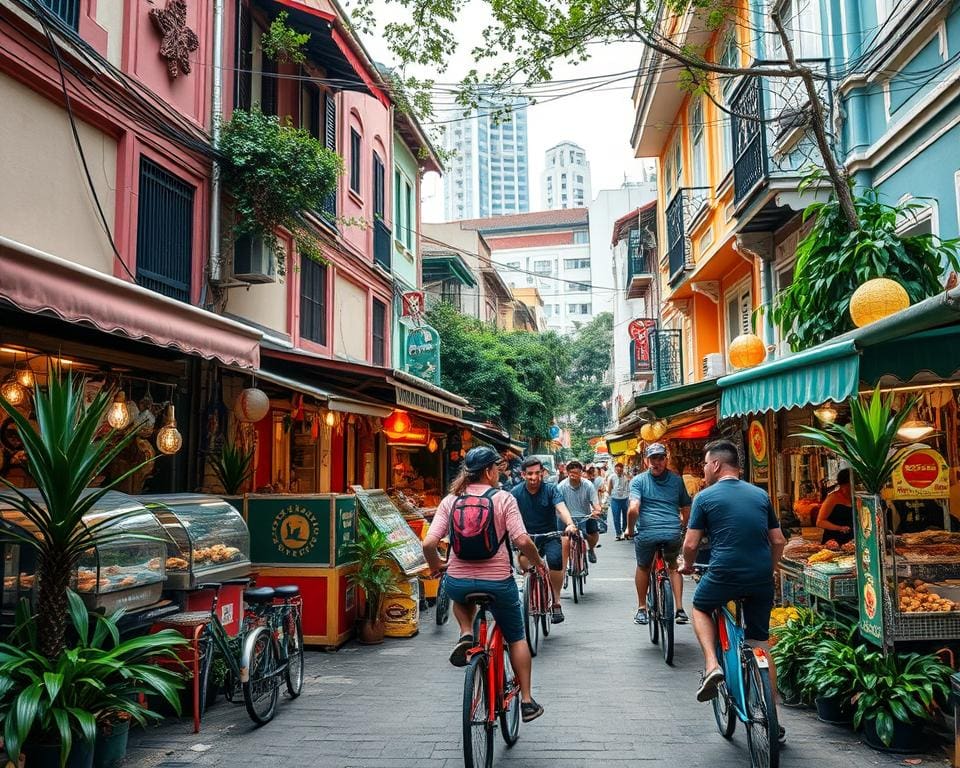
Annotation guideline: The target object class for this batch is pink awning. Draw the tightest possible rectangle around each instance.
[0,238,261,369]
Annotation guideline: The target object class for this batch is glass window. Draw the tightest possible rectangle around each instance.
[718,33,738,177]
[573,231,589,244]
[372,299,386,366]
[564,258,590,269]
[349,129,361,194]
[300,258,328,345]
[404,181,413,250]
[533,260,553,275]
[691,98,707,187]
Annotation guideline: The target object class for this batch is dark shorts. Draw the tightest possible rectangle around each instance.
[444,575,524,644]
[692,575,775,641]
[530,535,563,571]
[575,517,600,535]
[634,535,682,568]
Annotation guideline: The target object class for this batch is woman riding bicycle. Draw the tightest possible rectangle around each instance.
[422,446,548,723]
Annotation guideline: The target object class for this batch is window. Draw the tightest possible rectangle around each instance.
[573,230,589,244]
[404,182,413,250]
[718,33,738,177]
[506,261,520,269]
[349,129,361,194]
[570,282,591,292]
[533,260,553,275]
[302,86,321,139]
[565,258,590,269]
[441,279,462,308]
[136,158,195,303]
[691,98,707,187]
[725,281,752,350]
[235,3,253,109]
[372,299,386,366]
[394,170,402,242]
[372,153,385,219]
[568,303,591,314]
[39,0,80,29]
[576,175,584,184]
[772,0,821,58]
[300,257,328,345]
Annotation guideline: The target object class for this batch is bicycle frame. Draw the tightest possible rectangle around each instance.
[568,530,587,576]
[471,606,519,721]
[715,604,770,722]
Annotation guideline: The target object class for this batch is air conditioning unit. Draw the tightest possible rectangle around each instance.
[233,234,277,284]
[702,353,726,379]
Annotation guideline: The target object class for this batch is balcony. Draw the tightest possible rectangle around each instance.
[666,187,709,286]
[730,61,830,230]
[625,232,654,301]
[374,218,391,272]
[631,325,683,390]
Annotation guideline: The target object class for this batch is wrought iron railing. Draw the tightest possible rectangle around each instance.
[136,159,194,303]
[665,187,709,285]
[627,249,652,286]
[373,218,391,272]
[651,329,683,390]
[38,0,79,30]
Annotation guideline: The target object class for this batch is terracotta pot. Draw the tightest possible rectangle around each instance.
[358,617,386,645]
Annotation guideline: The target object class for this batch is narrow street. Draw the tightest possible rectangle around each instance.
[126,536,927,768]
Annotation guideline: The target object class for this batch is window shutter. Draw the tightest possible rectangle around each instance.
[739,290,752,335]
[324,94,337,152]
[260,57,277,116]
[235,0,252,110]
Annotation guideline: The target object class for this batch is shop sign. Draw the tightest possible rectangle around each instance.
[400,291,426,327]
[748,420,769,484]
[395,385,462,420]
[335,497,357,565]
[271,504,320,559]
[351,486,427,575]
[247,496,335,565]
[628,318,657,372]
[892,448,949,499]
[401,324,441,386]
[854,494,884,646]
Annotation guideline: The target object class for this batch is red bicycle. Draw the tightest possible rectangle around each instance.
[563,519,590,603]
[522,532,562,656]
[646,544,675,666]
[462,591,522,768]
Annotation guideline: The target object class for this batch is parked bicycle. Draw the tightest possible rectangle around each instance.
[646,544,675,665]
[436,542,451,626]
[521,532,562,656]
[563,519,591,603]
[462,591,522,768]
[196,580,304,726]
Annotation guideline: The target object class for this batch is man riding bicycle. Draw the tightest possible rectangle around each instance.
[557,461,603,563]
[628,443,691,626]
[512,457,579,624]
[422,446,547,723]
[678,439,786,739]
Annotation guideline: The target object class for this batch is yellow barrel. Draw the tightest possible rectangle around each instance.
[382,578,420,638]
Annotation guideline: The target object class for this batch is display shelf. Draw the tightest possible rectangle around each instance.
[804,568,857,601]
[883,590,960,642]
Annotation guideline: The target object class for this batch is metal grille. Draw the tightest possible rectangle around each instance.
[136,159,194,303]
[39,0,79,30]
[234,0,252,109]
[322,93,337,221]
[372,299,386,367]
[803,569,857,601]
[299,258,328,344]
[731,76,766,206]
[650,329,683,389]
[665,192,687,284]
[373,219,391,272]
[260,58,277,116]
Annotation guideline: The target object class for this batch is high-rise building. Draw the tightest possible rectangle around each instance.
[442,92,530,220]
[542,141,591,210]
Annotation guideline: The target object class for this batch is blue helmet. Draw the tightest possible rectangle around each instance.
[464,446,501,473]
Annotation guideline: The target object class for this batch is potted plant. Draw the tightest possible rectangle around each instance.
[93,712,131,768]
[802,631,862,725]
[769,607,833,706]
[0,593,187,768]
[347,516,402,644]
[208,438,254,496]
[852,649,951,752]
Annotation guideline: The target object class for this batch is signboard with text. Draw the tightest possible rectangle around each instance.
[351,486,427,575]
[401,324,441,386]
[854,494,884,646]
[748,420,769,484]
[891,447,949,499]
[628,318,657,373]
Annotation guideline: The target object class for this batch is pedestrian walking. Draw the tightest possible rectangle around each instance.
[606,461,631,540]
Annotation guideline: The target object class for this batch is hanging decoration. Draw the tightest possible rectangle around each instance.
[235,387,270,423]
[639,423,656,442]
[651,420,668,440]
[0,377,27,407]
[310,417,319,440]
[325,410,336,427]
[107,391,132,430]
[156,405,183,455]
[813,402,838,424]
[15,365,34,388]
[849,277,910,328]
[728,333,767,369]
[428,437,438,453]
[149,0,199,79]
[383,409,411,435]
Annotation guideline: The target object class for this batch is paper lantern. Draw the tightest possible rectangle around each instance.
[640,423,656,442]
[107,391,131,430]
[0,377,27,407]
[383,409,411,435]
[156,405,182,455]
[651,420,668,439]
[850,278,910,327]
[728,333,766,369]
[235,387,270,423]
[16,367,34,388]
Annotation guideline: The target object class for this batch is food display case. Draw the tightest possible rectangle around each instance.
[138,494,250,591]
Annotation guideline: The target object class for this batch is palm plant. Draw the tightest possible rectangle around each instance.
[794,388,915,494]
[208,439,254,495]
[347,516,402,622]
[0,365,152,658]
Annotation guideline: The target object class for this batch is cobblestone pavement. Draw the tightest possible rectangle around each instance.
[127,534,948,768]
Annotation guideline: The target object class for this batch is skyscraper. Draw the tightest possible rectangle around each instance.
[442,91,530,220]
[542,141,591,210]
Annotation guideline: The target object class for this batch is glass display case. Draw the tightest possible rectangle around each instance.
[138,494,250,590]
[0,490,166,614]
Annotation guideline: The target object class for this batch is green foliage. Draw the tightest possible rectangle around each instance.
[800,625,862,702]
[795,388,914,495]
[769,607,836,704]
[851,649,951,746]
[773,191,960,351]
[261,11,310,65]
[0,365,155,659]
[219,108,343,277]
[0,593,186,767]
[560,313,613,445]
[207,439,254,495]
[347,516,403,620]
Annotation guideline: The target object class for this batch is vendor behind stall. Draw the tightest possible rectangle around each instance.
[817,468,854,546]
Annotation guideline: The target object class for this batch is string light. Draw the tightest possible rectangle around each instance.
[107,390,131,429]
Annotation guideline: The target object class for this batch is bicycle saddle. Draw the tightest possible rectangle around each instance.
[464,592,496,606]
[244,587,277,604]
[273,585,300,598]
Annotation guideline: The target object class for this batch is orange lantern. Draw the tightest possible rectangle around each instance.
[383,409,411,435]
[640,423,657,442]
[849,278,910,327]
[728,333,766,369]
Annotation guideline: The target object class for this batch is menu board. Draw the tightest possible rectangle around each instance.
[351,486,427,575]
[334,496,358,565]
[854,494,884,647]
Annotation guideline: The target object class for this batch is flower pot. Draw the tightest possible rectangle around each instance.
[779,685,807,708]
[357,617,386,645]
[24,740,94,768]
[862,716,926,753]
[94,719,130,768]
[815,695,853,726]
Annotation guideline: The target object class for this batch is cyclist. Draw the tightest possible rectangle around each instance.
[422,446,547,722]
[557,460,602,563]
[678,439,786,731]
[512,457,579,624]
[628,443,691,626]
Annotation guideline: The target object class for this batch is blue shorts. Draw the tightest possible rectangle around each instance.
[529,535,563,571]
[444,576,524,644]
[575,517,600,535]
[634,535,682,568]
[692,575,774,641]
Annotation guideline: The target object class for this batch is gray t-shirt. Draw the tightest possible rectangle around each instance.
[558,478,599,520]
[629,470,692,539]
[607,472,631,499]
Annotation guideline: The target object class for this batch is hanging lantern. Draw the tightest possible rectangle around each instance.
[850,277,910,327]
[383,409,411,435]
[16,366,34,388]
[428,437,438,453]
[813,402,838,424]
[235,387,270,423]
[325,410,336,427]
[640,423,656,442]
[156,405,183,455]
[107,391,132,430]
[651,420,668,440]
[0,377,27,407]
[896,407,935,442]
[728,333,767,369]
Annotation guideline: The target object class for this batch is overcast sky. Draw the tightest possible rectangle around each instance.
[358,6,655,221]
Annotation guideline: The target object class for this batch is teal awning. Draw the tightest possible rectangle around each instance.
[620,379,719,421]
[860,325,960,385]
[719,341,859,418]
[422,253,477,287]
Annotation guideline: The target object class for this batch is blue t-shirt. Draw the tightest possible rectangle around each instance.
[688,478,780,585]
[629,470,691,538]
[511,482,565,534]
[557,478,598,520]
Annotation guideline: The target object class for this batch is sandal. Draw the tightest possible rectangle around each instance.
[521,699,544,722]
[449,635,473,668]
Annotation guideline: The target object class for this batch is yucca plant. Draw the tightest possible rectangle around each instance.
[794,388,915,494]
[208,439,254,495]
[347,516,402,621]
[0,365,153,659]
[0,592,187,767]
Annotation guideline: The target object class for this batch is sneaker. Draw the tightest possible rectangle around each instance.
[587,550,597,564]
[521,699,544,722]
[634,608,648,625]
[615,535,623,541]
[696,667,725,702]
[449,635,473,668]
[675,609,689,624]
[778,726,786,746]
[550,605,565,624]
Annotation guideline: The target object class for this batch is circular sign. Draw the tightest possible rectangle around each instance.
[272,505,319,558]
[863,577,878,620]
[549,425,561,440]
[748,421,767,462]
[900,449,941,489]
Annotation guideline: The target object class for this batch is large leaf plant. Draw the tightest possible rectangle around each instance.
[208,439,254,495]
[347,516,402,621]
[769,607,836,705]
[0,366,154,659]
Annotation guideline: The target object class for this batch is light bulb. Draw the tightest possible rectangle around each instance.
[16,368,34,388]
[814,404,838,424]
[156,405,183,455]
[325,410,336,427]
[0,377,27,407]
[107,391,131,429]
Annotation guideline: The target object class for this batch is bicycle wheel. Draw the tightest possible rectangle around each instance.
[647,577,659,644]
[658,575,675,666]
[522,572,540,657]
[572,556,580,604]
[285,609,304,698]
[499,648,520,747]
[462,655,494,768]
[540,577,551,637]
[242,628,280,725]
[712,679,736,738]
[744,652,780,768]
[197,629,216,717]
[436,574,450,626]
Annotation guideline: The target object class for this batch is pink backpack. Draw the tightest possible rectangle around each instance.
[450,489,503,560]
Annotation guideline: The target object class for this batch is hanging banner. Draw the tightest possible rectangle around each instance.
[854,494,884,646]
[628,318,657,372]
[748,420,769,484]
[401,324,441,385]
[400,291,426,328]
[891,447,949,499]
